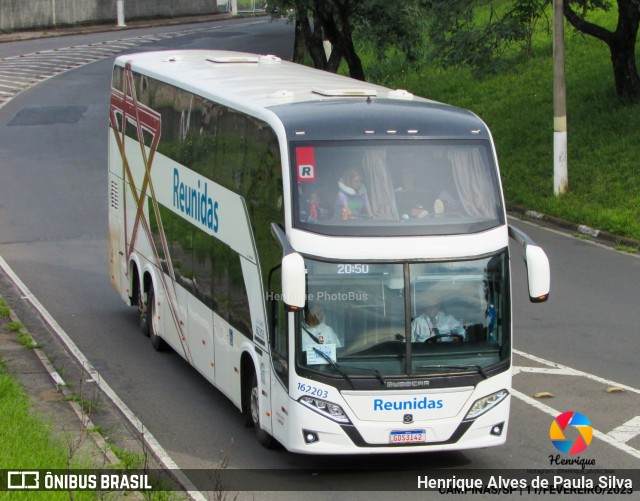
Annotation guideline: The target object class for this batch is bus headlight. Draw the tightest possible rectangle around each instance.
[299,395,351,424]
[464,389,509,420]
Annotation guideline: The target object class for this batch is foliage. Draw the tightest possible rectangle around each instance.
[267,0,428,80]
[0,298,10,317]
[423,0,640,101]
[424,0,552,75]
[0,359,97,500]
[563,0,640,101]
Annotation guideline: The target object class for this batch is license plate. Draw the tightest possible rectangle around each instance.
[390,430,426,444]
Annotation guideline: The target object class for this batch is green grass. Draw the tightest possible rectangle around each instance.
[360,6,640,242]
[0,358,97,500]
[0,298,10,318]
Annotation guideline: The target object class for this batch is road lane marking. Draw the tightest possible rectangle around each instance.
[513,349,640,458]
[515,348,640,395]
[0,255,206,501]
[608,416,640,444]
[510,388,640,459]
[0,19,267,110]
[513,366,581,376]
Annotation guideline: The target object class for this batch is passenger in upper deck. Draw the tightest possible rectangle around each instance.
[433,189,463,215]
[335,168,373,220]
[300,190,328,223]
[395,168,430,219]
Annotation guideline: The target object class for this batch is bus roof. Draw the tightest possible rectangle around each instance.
[114,50,489,141]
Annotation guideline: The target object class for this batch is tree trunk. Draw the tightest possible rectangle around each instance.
[295,7,330,70]
[316,0,365,80]
[564,0,640,102]
[293,19,306,64]
[610,37,640,102]
[609,1,640,101]
[337,6,365,80]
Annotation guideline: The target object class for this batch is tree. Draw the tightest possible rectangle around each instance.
[563,0,640,102]
[267,0,427,81]
[425,0,640,102]
[267,0,363,79]
[424,0,549,74]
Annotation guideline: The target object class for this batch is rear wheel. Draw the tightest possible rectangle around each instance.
[138,289,150,337]
[148,289,167,351]
[248,371,275,448]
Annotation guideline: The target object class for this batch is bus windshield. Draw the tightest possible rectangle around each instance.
[297,254,508,379]
[292,140,503,236]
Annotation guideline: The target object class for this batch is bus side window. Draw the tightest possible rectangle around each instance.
[268,266,288,385]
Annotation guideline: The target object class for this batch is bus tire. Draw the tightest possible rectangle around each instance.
[138,288,150,337]
[248,371,275,449]
[148,289,167,352]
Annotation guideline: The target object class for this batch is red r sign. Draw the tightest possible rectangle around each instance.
[296,146,316,182]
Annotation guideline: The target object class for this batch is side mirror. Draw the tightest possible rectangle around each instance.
[508,225,550,303]
[281,252,306,309]
[524,244,550,302]
[271,223,307,309]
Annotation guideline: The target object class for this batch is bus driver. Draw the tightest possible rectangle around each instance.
[302,303,342,350]
[411,300,466,342]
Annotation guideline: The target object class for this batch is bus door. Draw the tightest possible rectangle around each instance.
[267,264,290,444]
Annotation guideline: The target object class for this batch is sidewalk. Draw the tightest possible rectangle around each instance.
[0,266,169,495]
[0,11,241,44]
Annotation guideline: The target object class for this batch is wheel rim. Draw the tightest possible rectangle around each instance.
[250,384,259,426]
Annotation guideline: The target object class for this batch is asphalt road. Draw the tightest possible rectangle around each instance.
[0,16,638,499]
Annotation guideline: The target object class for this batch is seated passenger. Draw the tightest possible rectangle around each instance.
[300,191,328,223]
[395,169,429,219]
[302,303,342,350]
[433,189,463,215]
[335,168,373,220]
[411,301,466,342]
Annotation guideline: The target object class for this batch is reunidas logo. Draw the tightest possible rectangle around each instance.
[373,396,443,411]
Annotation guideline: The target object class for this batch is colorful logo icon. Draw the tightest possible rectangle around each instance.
[550,411,593,454]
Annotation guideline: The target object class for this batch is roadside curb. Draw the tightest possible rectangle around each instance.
[0,257,200,498]
[508,205,640,254]
[0,12,242,44]
[2,304,122,468]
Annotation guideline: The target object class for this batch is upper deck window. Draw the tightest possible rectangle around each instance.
[291,140,504,237]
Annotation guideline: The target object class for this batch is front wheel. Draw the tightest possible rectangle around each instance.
[248,372,275,448]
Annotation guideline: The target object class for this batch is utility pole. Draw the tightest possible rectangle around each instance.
[553,0,568,195]
[116,0,126,27]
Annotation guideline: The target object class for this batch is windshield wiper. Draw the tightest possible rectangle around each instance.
[418,364,488,379]
[311,347,355,389]
[341,365,386,385]
[312,347,385,386]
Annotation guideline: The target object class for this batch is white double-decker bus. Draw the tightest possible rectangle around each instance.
[108,50,550,454]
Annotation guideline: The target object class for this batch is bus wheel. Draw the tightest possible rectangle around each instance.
[249,372,275,448]
[148,289,167,352]
[138,289,150,337]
